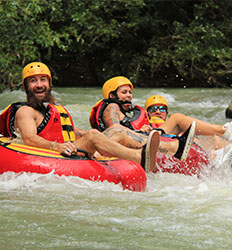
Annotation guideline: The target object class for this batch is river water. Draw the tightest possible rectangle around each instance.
[1,87,232,249]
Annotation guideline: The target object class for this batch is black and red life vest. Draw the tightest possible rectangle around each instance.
[0,102,76,143]
[89,99,150,132]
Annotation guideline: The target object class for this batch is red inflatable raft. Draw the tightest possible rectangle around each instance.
[0,137,146,192]
[0,136,210,191]
[155,141,210,177]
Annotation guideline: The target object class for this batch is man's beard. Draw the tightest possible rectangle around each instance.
[26,88,56,115]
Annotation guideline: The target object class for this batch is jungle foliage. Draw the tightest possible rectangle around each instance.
[1,0,232,90]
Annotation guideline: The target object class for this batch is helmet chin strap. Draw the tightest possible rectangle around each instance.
[112,92,132,105]
[119,100,134,112]
[120,101,135,119]
[110,92,134,113]
[120,100,132,105]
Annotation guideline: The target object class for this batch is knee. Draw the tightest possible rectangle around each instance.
[85,129,102,142]
[104,124,124,134]
[104,124,124,141]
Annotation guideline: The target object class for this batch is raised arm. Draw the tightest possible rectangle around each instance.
[102,103,122,128]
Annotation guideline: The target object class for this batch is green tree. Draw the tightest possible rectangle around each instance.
[0,0,72,88]
[0,0,232,90]
[143,1,232,87]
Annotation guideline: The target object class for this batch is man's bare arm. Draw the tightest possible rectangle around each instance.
[15,106,48,147]
[15,106,76,155]
[102,103,121,128]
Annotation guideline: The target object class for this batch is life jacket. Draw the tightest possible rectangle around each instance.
[89,99,150,132]
[0,102,76,143]
[0,102,26,138]
[149,115,184,141]
[149,116,165,128]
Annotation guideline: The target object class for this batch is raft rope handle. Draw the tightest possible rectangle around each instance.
[76,148,90,158]
[61,148,91,159]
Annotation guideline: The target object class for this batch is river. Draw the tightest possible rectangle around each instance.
[1,87,232,249]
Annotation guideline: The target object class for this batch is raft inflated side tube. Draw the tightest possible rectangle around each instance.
[0,138,147,192]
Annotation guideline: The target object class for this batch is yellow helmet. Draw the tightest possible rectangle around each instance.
[102,76,134,99]
[145,95,168,111]
[22,62,52,88]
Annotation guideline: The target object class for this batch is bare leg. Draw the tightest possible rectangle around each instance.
[196,135,229,153]
[73,129,159,172]
[103,124,147,149]
[103,124,178,155]
[73,128,144,163]
[160,113,225,136]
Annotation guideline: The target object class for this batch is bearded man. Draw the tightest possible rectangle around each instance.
[0,62,161,172]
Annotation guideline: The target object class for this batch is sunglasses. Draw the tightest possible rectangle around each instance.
[148,105,167,113]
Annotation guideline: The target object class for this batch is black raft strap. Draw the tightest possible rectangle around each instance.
[76,148,90,158]
[61,148,90,159]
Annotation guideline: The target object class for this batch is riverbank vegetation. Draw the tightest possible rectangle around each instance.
[1,0,232,91]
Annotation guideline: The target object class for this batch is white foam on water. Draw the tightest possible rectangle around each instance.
[0,90,26,111]
[0,170,125,193]
[1,88,232,249]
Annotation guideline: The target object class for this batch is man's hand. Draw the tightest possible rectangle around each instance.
[139,124,153,134]
[52,141,77,156]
